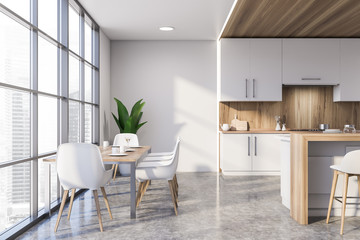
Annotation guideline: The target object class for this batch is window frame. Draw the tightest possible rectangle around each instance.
[0,0,100,238]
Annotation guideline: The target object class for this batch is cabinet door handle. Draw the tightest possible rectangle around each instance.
[248,136,250,156]
[245,79,248,98]
[252,79,255,98]
[254,136,257,156]
[301,77,321,81]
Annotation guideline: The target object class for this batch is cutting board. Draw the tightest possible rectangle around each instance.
[231,119,248,131]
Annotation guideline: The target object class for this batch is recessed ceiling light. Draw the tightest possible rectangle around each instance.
[159,26,175,31]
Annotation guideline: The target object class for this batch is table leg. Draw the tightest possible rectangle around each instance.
[130,162,136,219]
[45,163,51,216]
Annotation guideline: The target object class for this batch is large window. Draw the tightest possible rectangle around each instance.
[0,0,100,237]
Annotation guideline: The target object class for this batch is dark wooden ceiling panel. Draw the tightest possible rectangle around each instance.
[222,0,360,38]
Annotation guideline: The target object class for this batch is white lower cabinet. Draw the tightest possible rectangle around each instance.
[220,133,281,175]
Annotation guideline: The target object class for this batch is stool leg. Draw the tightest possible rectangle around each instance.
[340,173,349,235]
[326,170,339,223]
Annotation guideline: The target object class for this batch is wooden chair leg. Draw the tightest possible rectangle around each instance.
[340,173,349,235]
[93,190,103,232]
[101,187,113,220]
[113,164,118,180]
[136,182,144,207]
[136,180,150,207]
[174,174,178,189]
[168,180,178,215]
[67,189,76,220]
[172,180,178,207]
[54,190,69,233]
[326,171,339,223]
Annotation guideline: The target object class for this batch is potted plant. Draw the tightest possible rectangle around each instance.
[112,98,147,134]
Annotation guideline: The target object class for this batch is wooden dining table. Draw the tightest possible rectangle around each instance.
[43,145,151,219]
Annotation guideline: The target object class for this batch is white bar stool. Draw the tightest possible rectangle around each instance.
[326,150,360,235]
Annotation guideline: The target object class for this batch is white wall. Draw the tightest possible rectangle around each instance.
[110,41,217,172]
[99,30,111,144]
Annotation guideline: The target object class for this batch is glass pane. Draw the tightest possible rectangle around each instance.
[69,6,79,54]
[93,69,99,104]
[0,0,30,21]
[0,88,30,163]
[0,12,30,89]
[85,22,92,62]
[38,0,57,39]
[38,158,58,210]
[38,37,57,95]
[69,101,80,143]
[38,96,57,154]
[69,55,79,99]
[84,104,92,143]
[0,162,31,232]
[85,65,92,102]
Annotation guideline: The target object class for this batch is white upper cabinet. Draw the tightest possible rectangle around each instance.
[221,39,250,101]
[282,39,340,85]
[250,39,282,101]
[333,39,360,102]
[220,39,282,101]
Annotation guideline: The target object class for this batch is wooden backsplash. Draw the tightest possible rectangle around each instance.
[219,86,360,130]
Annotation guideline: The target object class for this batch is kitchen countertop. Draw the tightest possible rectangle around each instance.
[220,129,292,134]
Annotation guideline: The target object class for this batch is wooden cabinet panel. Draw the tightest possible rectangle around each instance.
[283,39,340,85]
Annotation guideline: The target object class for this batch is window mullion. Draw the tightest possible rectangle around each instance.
[79,10,85,142]
[30,0,39,219]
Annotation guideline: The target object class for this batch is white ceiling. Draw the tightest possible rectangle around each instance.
[78,0,235,40]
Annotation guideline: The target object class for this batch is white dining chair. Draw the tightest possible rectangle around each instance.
[135,137,180,215]
[112,133,139,179]
[140,139,178,162]
[326,150,360,235]
[55,143,113,232]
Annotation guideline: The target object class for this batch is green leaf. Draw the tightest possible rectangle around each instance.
[135,112,143,126]
[130,99,143,117]
[112,113,123,133]
[124,116,136,133]
[136,121,147,131]
[114,97,129,130]
[130,100,145,121]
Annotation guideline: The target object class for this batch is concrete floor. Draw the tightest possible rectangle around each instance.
[18,173,360,239]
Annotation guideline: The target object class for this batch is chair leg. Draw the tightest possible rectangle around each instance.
[113,164,118,180]
[67,189,76,220]
[54,190,69,233]
[168,180,178,216]
[93,190,103,232]
[136,182,144,207]
[136,180,150,207]
[326,171,339,223]
[340,173,349,235]
[101,187,113,220]
[172,180,178,207]
[174,175,178,196]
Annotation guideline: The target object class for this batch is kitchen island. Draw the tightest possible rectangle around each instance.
[290,132,360,225]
